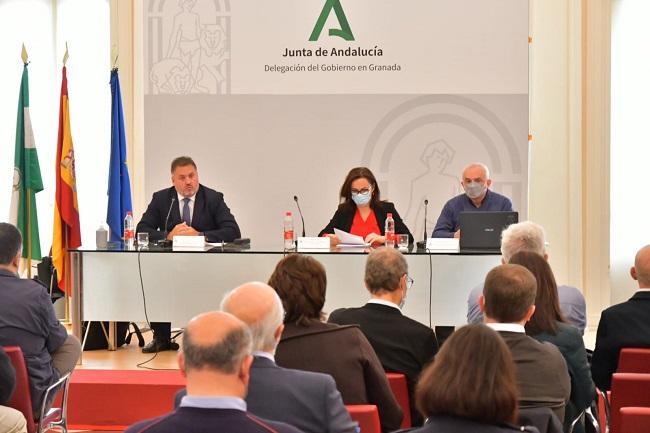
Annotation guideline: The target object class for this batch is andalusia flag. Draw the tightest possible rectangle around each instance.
[9,53,43,263]
[52,66,81,292]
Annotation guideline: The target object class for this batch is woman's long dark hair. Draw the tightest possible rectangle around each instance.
[337,167,382,211]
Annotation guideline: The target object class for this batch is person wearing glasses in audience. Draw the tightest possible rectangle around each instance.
[319,167,413,246]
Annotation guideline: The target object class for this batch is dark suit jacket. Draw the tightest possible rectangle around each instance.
[318,201,414,244]
[532,322,595,432]
[125,407,304,433]
[136,184,240,242]
[497,331,571,423]
[591,290,650,390]
[0,347,16,405]
[173,356,357,433]
[407,415,540,433]
[329,302,438,425]
[275,321,403,433]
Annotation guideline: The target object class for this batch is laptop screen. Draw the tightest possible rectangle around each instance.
[459,211,519,252]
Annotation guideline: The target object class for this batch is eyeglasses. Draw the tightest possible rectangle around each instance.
[405,274,414,289]
[351,188,371,195]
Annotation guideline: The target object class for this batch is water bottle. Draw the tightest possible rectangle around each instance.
[385,213,395,247]
[123,211,135,249]
[284,211,295,250]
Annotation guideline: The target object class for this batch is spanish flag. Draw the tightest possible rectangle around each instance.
[52,66,81,293]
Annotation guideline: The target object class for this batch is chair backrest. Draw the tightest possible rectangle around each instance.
[619,407,650,433]
[617,348,650,374]
[386,373,412,428]
[610,373,650,433]
[346,404,381,433]
[4,346,37,433]
[518,406,564,433]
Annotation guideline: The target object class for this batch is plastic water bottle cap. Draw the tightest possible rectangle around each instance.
[286,211,292,216]
[387,213,393,218]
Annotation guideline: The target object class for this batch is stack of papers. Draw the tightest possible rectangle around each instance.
[334,228,371,247]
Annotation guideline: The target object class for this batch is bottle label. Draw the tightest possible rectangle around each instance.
[124,229,135,240]
[284,230,294,240]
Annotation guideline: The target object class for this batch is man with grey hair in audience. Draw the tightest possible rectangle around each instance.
[175,282,356,433]
[432,162,513,238]
[329,247,438,426]
[467,220,587,334]
[129,311,302,433]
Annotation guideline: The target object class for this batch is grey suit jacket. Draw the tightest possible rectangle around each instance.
[175,356,357,433]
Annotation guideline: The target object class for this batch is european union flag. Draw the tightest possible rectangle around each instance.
[107,69,133,242]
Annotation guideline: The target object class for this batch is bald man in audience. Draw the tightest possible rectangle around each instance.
[174,283,356,433]
[591,245,650,390]
[467,221,587,334]
[432,163,513,238]
[127,312,303,433]
[480,264,571,422]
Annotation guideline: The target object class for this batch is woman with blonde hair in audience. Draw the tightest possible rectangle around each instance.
[412,324,537,433]
[509,251,596,433]
[269,253,403,433]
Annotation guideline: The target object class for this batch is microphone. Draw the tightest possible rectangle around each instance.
[417,199,429,250]
[162,198,176,242]
[293,195,306,238]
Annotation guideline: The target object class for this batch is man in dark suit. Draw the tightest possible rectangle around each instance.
[480,264,571,423]
[175,282,357,433]
[591,244,650,390]
[136,156,241,353]
[126,311,303,433]
[328,247,438,426]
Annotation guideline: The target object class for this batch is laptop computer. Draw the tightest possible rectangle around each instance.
[459,211,519,253]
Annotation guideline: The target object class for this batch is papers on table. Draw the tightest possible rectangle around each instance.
[334,228,370,247]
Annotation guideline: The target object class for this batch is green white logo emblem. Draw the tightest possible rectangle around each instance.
[309,0,354,41]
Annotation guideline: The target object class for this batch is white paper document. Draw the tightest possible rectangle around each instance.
[334,228,371,247]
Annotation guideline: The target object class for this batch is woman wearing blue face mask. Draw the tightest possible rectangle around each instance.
[319,167,413,246]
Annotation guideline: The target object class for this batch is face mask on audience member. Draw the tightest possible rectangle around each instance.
[464,181,486,199]
[351,190,371,206]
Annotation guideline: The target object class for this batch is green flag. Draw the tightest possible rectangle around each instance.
[9,62,43,261]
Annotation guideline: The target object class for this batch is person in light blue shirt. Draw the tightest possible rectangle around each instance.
[432,163,513,238]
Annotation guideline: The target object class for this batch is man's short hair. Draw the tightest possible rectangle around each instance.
[500,221,546,262]
[221,290,285,353]
[182,323,252,374]
[364,247,408,293]
[171,156,197,173]
[461,163,490,180]
[483,264,537,323]
[0,223,22,265]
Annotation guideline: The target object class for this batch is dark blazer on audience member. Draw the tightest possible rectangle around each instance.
[532,322,595,431]
[136,184,240,243]
[173,356,357,433]
[591,290,650,390]
[497,331,571,423]
[0,347,16,405]
[275,321,403,433]
[328,302,438,425]
[407,415,540,433]
[318,201,414,244]
[124,407,304,433]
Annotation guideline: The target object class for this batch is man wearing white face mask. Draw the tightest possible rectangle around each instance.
[432,163,513,238]
[328,247,438,427]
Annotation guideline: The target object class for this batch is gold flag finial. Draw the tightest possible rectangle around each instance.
[63,42,69,66]
[21,44,28,63]
[111,45,119,69]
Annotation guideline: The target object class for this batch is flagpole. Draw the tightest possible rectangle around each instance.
[26,191,32,278]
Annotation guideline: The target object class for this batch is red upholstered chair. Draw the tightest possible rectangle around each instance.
[346,405,381,433]
[617,348,650,374]
[619,407,650,433]
[4,346,71,433]
[609,373,650,433]
[386,373,411,428]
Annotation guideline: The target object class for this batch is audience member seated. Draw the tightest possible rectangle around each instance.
[126,311,303,433]
[409,324,539,433]
[328,247,438,426]
[0,223,81,417]
[174,282,357,433]
[591,244,650,391]
[269,254,403,433]
[0,346,27,433]
[509,251,595,433]
[480,264,570,422]
[467,221,587,334]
